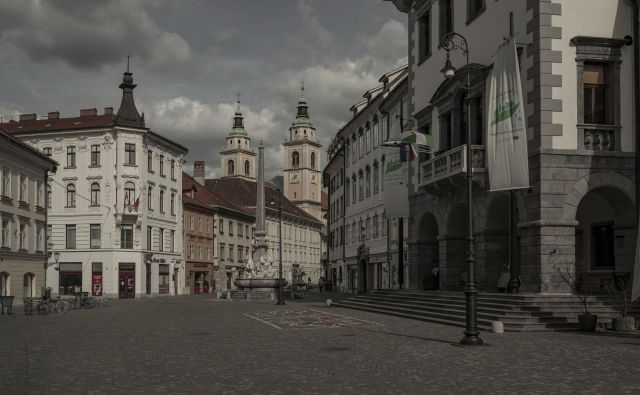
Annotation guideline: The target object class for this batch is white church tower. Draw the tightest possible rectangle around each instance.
[219,98,256,180]
[283,84,322,221]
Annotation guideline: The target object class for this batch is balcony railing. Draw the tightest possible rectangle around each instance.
[579,124,619,151]
[418,145,486,188]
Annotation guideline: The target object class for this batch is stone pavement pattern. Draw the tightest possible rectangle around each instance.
[1,295,640,394]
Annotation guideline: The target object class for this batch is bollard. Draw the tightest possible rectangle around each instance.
[226,290,232,301]
[216,291,222,300]
[492,321,504,334]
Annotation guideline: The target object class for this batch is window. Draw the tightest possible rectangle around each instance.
[358,171,364,201]
[366,167,371,198]
[36,181,43,207]
[19,174,26,202]
[121,224,133,249]
[19,223,26,250]
[147,187,153,210]
[244,160,250,176]
[373,162,379,194]
[229,220,234,236]
[67,146,76,167]
[238,223,244,237]
[90,183,100,206]
[124,182,135,208]
[292,151,300,168]
[219,219,224,234]
[373,214,379,238]
[148,150,153,172]
[1,167,9,197]
[345,141,350,165]
[90,224,101,249]
[229,245,235,262]
[219,244,226,260]
[159,265,170,294]
[366,125,371,153]
[358,131,364,158]
[583,63,608,124]
[125,143,136,165]
[159,190,165,213]
[66,184,76,207]
[372,118,379,149]
[159,228,164,251]
[47,188,51,208]
[591,223,615,269]
[238,247,243,262]
[91,144,100,166]
[43,147,52,157]
[467,0,485,22]
[1,219,9,247]
[345,179,350,206]
[170,230,175,253]
[245,224,249,239]
[36,225,43,251]
[147,226,152,250]
[171,193,175,215]
[352,175,357,203]
[160,155,165,176]
[66,225,76,249]
[419,9,431,62]
[171,159,176,179]
[228,160,234,175]
[311,152,316,169]
[439,0,453,40]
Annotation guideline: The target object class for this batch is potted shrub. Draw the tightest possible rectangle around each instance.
[606,274,635,332]
[554,264,597,332]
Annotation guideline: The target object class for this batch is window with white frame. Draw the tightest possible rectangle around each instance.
[19,222,26,250]
[36,181,43,207]
[91,144,100,166]
[36,225,43,251]
[125,143,136,166]
[19,174,27,202]
[1,218,9,248]
[1,167,9,197]
[90,224,101,249]
[90,183,100,206]
[66,184,76,207]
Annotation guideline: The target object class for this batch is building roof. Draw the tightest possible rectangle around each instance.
[0,114,116,135]
[204,177,321,225]
[182,172,254,217]
[0,128,58,169]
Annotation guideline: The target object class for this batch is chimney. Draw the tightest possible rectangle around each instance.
[104,107,114,115]
[48,111,60,120]
[80,108,97,117]
[194,161,205,185]
[19,113,37,122]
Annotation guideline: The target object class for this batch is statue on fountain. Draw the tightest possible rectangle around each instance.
[240,253,276,279]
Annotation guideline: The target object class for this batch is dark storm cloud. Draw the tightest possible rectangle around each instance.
[0,0,191,70]
[0,0,406,179]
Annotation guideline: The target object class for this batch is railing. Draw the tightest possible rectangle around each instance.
[579,124,619,151]
[418,145,486,188]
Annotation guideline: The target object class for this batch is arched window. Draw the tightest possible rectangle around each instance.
[310,152,316,169]
[352,175,357,203]
[292,151,300,168]
[373,161,379,194]
[124,181,135,207]
[365,166,371,197]
[90,183,100,206]
[66,184,76,207]
[159,190,165,213]
[228,160,235,175]
[244,160,250,176]
[358,170,364,201]
[345,179,350,206]
[373,116,379,148]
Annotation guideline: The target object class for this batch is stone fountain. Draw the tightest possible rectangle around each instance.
[234,141,287,292]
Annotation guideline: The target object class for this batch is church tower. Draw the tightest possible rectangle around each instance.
[219,98,256,180]
[283,83,322,221]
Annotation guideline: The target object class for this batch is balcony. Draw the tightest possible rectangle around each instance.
[418,145,486,190]
[579,124,620,151]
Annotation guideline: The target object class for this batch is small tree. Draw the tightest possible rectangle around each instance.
[553,263,591,315]
[605,274,632,317]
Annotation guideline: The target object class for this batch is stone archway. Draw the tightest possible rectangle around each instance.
[23,273,35,298]
[410,213,440,290]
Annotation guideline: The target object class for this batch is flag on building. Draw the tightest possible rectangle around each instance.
[486,37,530,191]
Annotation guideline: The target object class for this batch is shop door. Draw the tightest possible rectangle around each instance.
[118,263,135,299]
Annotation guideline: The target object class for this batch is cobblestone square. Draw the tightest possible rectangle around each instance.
[1,295,640,394]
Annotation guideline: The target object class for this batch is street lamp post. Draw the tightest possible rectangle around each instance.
[277,190,285,305]
[440,31,483,346]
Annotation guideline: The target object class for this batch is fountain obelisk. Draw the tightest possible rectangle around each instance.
[253,141,268,261]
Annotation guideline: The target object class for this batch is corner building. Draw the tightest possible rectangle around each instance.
[2,71,188,298]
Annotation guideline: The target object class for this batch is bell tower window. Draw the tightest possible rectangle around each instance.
[311,152,316,169]
[244,160,250,176]
[228,160,235,175]
[292,151,300,168]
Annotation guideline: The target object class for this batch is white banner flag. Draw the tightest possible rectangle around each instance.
[383,147,409,218]
[486,38,529,191]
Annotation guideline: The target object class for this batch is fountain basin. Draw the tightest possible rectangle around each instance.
[234,278,287,291]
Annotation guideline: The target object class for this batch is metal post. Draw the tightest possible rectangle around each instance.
[278,193,285,305]
[508,190,519,292]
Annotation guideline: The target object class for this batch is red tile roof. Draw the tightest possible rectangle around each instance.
[204,177,321,225]
[0,114,116,135]
[182,172,254,217]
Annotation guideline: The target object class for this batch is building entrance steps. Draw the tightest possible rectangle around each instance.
[331,290,640,332]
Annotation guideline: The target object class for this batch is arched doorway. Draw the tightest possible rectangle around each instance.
[413,213,439,290]
[443,204,468,290]
[0,272,9,296]
[23,273,35,298]
[479,195,509,291]
[575,186,636,293]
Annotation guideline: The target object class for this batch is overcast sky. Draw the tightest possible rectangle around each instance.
[0,0,407,180]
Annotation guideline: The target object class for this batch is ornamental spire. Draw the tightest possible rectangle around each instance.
[230,95,247,136]
[116,56,145,128]
[293,81,312,127]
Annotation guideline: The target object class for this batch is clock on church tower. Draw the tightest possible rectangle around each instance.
[283,83,323,222]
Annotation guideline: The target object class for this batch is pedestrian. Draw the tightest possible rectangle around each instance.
[318,277,324,292]
[307,277,312,289]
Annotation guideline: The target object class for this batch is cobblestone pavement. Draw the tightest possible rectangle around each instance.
[1,295,640,394]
